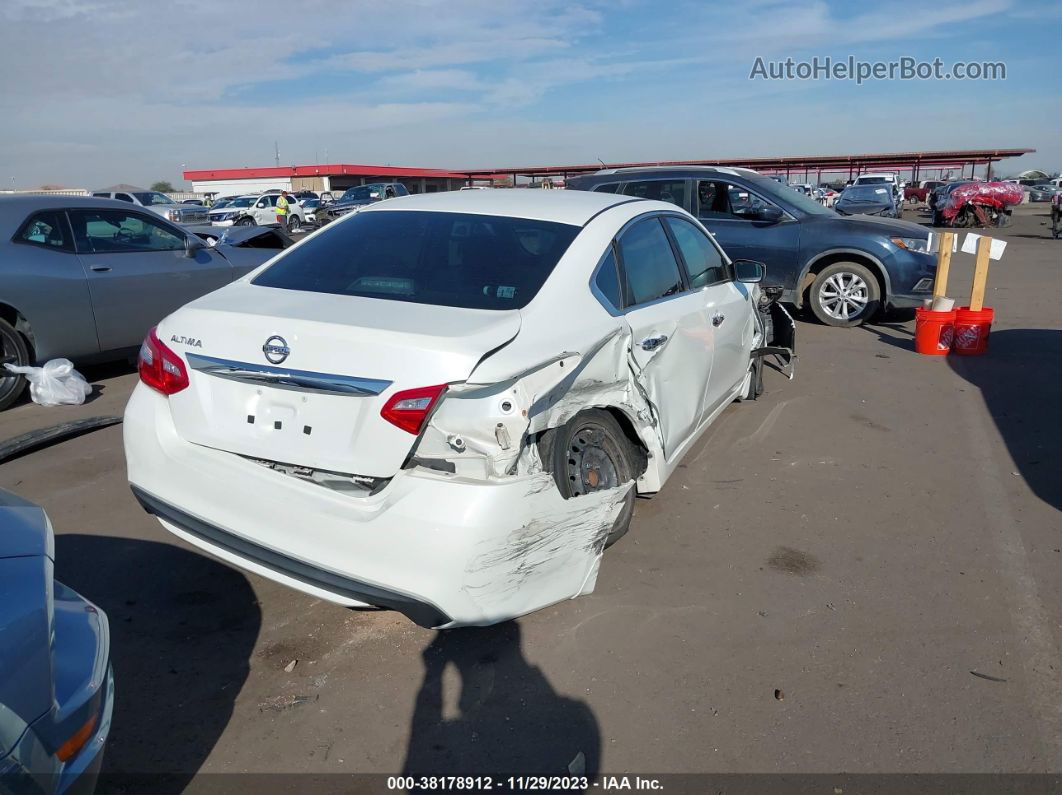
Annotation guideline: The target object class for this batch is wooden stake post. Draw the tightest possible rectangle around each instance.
[933,232,954,299]
[969,235,992,311]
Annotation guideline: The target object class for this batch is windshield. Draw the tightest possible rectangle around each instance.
[340,185,378,201]
[228,197,255,208]
[841,186,893,202]
[133,192,175,206]
[303,199,320,208]
[746,174,834,216]
[212,199,231,209]
[854,177,892,185]
[252,210,580,310]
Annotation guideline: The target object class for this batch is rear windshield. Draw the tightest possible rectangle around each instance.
[252,210,581,310]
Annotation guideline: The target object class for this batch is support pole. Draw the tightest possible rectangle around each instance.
[933,232,954,299]
[969,236,992,311]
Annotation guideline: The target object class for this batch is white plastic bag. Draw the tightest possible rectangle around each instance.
[4,358,91,407]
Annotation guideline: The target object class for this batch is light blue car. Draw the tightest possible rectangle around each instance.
[0,490,113,794]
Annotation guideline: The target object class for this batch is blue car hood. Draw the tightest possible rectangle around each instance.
[817,213,928,239]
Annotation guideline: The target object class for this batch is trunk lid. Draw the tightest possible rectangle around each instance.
[163,285,520,477]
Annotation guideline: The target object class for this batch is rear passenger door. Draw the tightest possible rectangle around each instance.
[614,215,713,460]
[69,208,233,352]
[663,216,754,415]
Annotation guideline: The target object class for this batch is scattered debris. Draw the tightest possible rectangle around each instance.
[774,688,784,701]
[284,659,298,673]
[970,671,1007,683]
[258,694,319,713]
[0,416,121,464]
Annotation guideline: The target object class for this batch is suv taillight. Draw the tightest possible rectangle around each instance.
[380,384,446,435]
[138,327,189,396]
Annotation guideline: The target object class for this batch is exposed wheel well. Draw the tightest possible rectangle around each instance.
[599,406,649,479]
[0,303,35,355]
[797,254,887,308]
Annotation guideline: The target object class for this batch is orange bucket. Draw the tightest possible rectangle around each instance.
[953,307,994,356]
[914,308,956,355]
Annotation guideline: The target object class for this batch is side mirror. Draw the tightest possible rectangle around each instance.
[184,236,206,258]
[755,206,783,223]
[733,259,766,283]
[370,192,381,199]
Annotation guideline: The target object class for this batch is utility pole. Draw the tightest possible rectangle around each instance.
[274,141,280,167]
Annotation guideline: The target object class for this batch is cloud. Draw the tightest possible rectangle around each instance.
[0,0,1050,187]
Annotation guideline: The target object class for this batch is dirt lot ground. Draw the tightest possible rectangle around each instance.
[2,204,1060,789]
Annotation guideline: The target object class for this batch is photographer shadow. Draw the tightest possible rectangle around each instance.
[403,622,600,781]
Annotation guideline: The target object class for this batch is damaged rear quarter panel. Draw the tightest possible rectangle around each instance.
[456,476,631,626]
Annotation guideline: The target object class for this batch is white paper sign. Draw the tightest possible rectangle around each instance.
[927,232,959,254]
[961,233,1007,261]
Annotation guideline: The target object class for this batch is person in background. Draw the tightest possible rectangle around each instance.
[276,190,290,227]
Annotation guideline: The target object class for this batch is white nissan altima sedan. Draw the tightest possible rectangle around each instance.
[124,189,793,628]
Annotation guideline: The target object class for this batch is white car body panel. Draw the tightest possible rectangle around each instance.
[125,190,769,626]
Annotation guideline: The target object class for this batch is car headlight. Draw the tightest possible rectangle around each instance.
[890,236,930,253]
[167,209,180,221]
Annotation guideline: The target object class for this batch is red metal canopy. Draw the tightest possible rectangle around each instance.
[456,148,1035,179]
[183,164,470,181]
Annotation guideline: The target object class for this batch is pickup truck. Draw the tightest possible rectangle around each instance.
[91,189,209,225]
[904,180,944,204]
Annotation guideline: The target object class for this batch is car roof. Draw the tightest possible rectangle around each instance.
[358,188,644,225]
[589,165,760,177]
[0,193,153,211]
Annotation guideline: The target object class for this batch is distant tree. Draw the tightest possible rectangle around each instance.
[151,180,176,192]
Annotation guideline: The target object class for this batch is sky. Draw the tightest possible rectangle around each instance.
[1,0,1059,189]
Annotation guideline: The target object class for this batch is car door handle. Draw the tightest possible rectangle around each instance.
[640,334,669,352]
[90,265,111,272]
[712,314,725,326]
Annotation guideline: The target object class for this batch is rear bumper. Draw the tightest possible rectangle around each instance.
[123,385,623,628]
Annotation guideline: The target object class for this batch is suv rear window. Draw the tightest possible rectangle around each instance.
[252,210,580,310]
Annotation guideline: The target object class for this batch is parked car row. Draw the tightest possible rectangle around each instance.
[0,195,283,409]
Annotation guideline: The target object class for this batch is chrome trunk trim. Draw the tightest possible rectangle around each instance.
[186,353,392,397]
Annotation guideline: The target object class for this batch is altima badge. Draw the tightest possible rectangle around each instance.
[262,335,290,365]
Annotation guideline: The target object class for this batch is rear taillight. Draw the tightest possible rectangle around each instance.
[380,384,446,435]
[138,327,189,396]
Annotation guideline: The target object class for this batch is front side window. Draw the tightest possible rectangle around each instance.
[15,211,72,251]
[696,180,778,220]
[664,217,728,288]
[617,217,684,306]
[69,209,186,254]
[115,193,134,203]
[621,180,689,209]
[252,210,580,310]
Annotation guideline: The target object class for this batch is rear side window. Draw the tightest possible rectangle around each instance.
[664,217,728,287]
[593,247,622,310]
[252,210,580,310]
[617,218,683,306]
[593,183,621,194]
[621,180,689,209]
[15,211,73,252]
